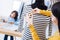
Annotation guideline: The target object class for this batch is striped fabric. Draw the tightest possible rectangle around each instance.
[48,18,52,36]
[18,5,51,40]
[33,14,50,40]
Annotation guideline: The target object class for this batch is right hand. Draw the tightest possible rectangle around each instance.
[32,8,40,14]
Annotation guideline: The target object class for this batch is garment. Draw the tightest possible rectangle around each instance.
[29,10,52,40]
[18,5,50,40]
[4,35,13,40]
[40,10,51,17]
[48,31,60,40]
[8,17,19,25]
[8,17,15,22]
[38,10,60,40]
[29,24,40,40]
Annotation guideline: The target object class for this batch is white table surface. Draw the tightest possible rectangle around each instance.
[0,22,18,31]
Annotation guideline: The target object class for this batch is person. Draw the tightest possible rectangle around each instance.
[48,2,60,40]
[18,0,51,40]
[4,11,18,40]
[29,2,60,40]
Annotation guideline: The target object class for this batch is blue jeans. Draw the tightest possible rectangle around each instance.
[4,35,14,40]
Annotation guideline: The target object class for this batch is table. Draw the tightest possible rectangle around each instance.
[0,22,22,37]
[0,22,18,30]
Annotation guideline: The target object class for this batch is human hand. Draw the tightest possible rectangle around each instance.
[32,8,40,14]
[24,13,33,26]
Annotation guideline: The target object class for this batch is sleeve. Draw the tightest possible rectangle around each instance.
[29,24,40,40]
[40,10,51,17]
[48,33,60,40]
